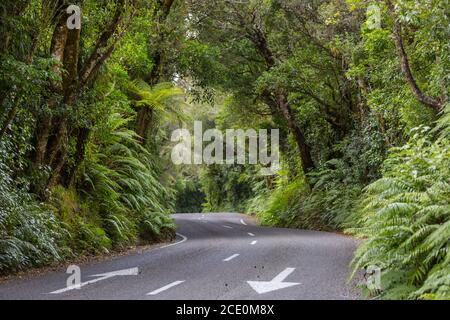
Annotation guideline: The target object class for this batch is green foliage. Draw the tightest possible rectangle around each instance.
[0,0,179,274]
[190,0,448,300]
[257,175,308,227]
[0,0,449,300]
[0,140,66,274]
[139,211,176,242]
[174,176,205,213]
[128,81,186,116]
[348,117,450,299]
[200,164,255,213]
[80,108,175,246]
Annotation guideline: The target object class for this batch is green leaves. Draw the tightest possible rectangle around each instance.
[0,142,65,274]
[349,119,450,299]
[82,109,175,245]
[128,80,186,115]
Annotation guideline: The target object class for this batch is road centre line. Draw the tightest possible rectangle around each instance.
[240,219,247,225]
[251,240,257,245]
[248,232,255,237]
[147,281,185,295]
[223,254,240,262]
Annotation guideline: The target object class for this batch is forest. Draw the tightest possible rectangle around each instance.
[0,0,449,300]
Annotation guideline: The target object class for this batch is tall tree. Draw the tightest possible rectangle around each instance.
[31,0,136,191]
[135,0,178,143]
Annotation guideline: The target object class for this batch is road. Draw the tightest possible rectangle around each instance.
[0,213,360,300]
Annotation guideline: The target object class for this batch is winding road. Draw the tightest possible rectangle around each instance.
[0,213,360,300]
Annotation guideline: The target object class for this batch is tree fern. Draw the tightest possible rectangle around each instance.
[80,109,176,246]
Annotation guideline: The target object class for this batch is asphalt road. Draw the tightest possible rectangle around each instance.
[0,213,360,300]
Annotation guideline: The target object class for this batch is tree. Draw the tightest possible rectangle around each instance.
[385,0,447,112]
[30,0,136,191]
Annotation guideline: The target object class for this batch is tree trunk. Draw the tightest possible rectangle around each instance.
[277,94,314,172]
[31,11,68,167]
[46,118,68,166]
[136,108,151,141]
[135,0,174,144]
[0,103,19,139]
[33,116,52,166]
[250,24,315,173]
[67,127,90,187]
[46,151,66,191]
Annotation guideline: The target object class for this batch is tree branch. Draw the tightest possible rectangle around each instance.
[386,1,444,112]
[79,0,127,88]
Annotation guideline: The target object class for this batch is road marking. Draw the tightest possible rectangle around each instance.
[159,233,188,249]
[248,232,255,237]
[250,240,257,245]
[222,225,233,229]
[240,219,247,225]
[50,267,139,294]
[223,254,240,262]
[147,281,185,295]
[247,267,300,294]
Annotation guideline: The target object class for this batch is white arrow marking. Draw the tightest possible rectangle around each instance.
[50,267,139,294]
[147,281,185,295]
[247,268,300,294]
[240,219,247,225]
[223,254,240,262]
[248,232,255,237]
[250,240,257,245]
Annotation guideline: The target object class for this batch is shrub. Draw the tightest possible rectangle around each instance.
[0,141,67,274]
[348,123,450,299]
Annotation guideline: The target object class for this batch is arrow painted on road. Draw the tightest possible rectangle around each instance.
[50,267,139,294]
[247,268,300,294]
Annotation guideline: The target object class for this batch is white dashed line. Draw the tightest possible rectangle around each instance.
[147,281,185,295]
[250,240,257,245]
[223,254,240,262]
[222,225,233,229]
[248,232,255,237]
[240,219,247,225]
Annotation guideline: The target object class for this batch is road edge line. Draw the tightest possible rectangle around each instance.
[158,233,188,250]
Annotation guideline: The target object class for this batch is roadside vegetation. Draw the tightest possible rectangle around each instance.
[0,0,448,299]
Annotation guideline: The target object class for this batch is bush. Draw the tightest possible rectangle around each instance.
[0,141,67,274]
[254,159,364,231]
[139,211,176,242]
[348,123,450,299]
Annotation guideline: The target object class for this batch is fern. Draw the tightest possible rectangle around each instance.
[348,119,450,299]
[80,108,176,247]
